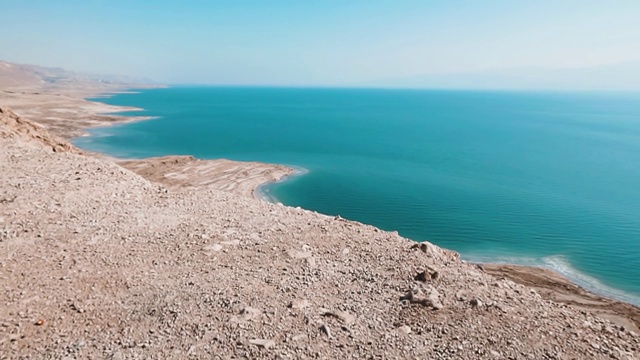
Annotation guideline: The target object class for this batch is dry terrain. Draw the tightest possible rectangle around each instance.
[0,61,639,358]
[119,156,292,199]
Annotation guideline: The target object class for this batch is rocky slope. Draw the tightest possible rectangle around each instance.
[1,111,638,359]
[0,107,80,153]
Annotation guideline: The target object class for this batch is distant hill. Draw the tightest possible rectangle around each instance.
[365,61,640,91]
[0,60,155,90]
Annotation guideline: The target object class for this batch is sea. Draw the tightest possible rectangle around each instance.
[74,87,640,305]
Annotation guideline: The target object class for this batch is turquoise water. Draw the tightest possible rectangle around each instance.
[75,87,640,304]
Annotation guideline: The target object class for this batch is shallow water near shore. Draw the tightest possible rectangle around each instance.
[74,87,640,304]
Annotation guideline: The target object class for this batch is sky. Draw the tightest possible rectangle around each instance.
[1,0,640,87]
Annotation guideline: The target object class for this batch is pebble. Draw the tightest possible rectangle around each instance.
[202,243,223,252]
[323,310,356,325]
[249,339,275,349]
[289,299,310,310]
[320,324,332,338]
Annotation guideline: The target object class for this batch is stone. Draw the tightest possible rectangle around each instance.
[289,299,310,310]
[249,339,275,349]
[287,249,312,259]
[237,307,261,322]
[323,310,356,325]
[410,242,438,256]
[401,286,443,310]
[202,244,222,252]
[306,257,316,268]
[320,323,332,337]
[415,271,429,282]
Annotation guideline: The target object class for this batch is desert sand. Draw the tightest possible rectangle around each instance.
[1,63,639,358]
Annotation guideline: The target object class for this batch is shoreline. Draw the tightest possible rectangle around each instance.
[0,84,154,138]
[468,254,640,308]
[254,165,309,203]
[479,263,640,331]
[117,156,295,199]
[1,82,639,333]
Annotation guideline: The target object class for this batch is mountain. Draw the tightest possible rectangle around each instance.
[0,60,155,90]
[366,61,640,91]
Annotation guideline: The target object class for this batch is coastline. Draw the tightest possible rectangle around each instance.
[254,165,309,203]
[118,156,295,199]
[0,84,154,139]
[0,82,296,198]
[1,82,639,335]
[479,263,640,331]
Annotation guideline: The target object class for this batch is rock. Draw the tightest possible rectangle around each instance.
[306,256,317,268]
[249,339,275,349]
[202,243,222,252]
[292,334,307,341]
[456,290,469,301]
[69,302,84,313]
[429,293,443,310]
[415,268,439,282]
[415,271,429,282]
[400,286,443,310]
[411,243,430,253]
[322,310,356,325]
[410,242,439,256]
[397,325,412,334]
[289,299,310,310]
[320,323,332,337]
[335,311,356,325]
[239,307,262,321]
[431,271,440,280]
[470,299,483,308]
[287,249,312,259]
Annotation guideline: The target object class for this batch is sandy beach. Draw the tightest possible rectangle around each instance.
[1,72,639,358]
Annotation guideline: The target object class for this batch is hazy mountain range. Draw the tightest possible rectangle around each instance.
[0,60,155,90]
[365,61,640,91]
[2,59,639,91]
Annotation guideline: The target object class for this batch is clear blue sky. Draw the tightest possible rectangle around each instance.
[1,0,639,86]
